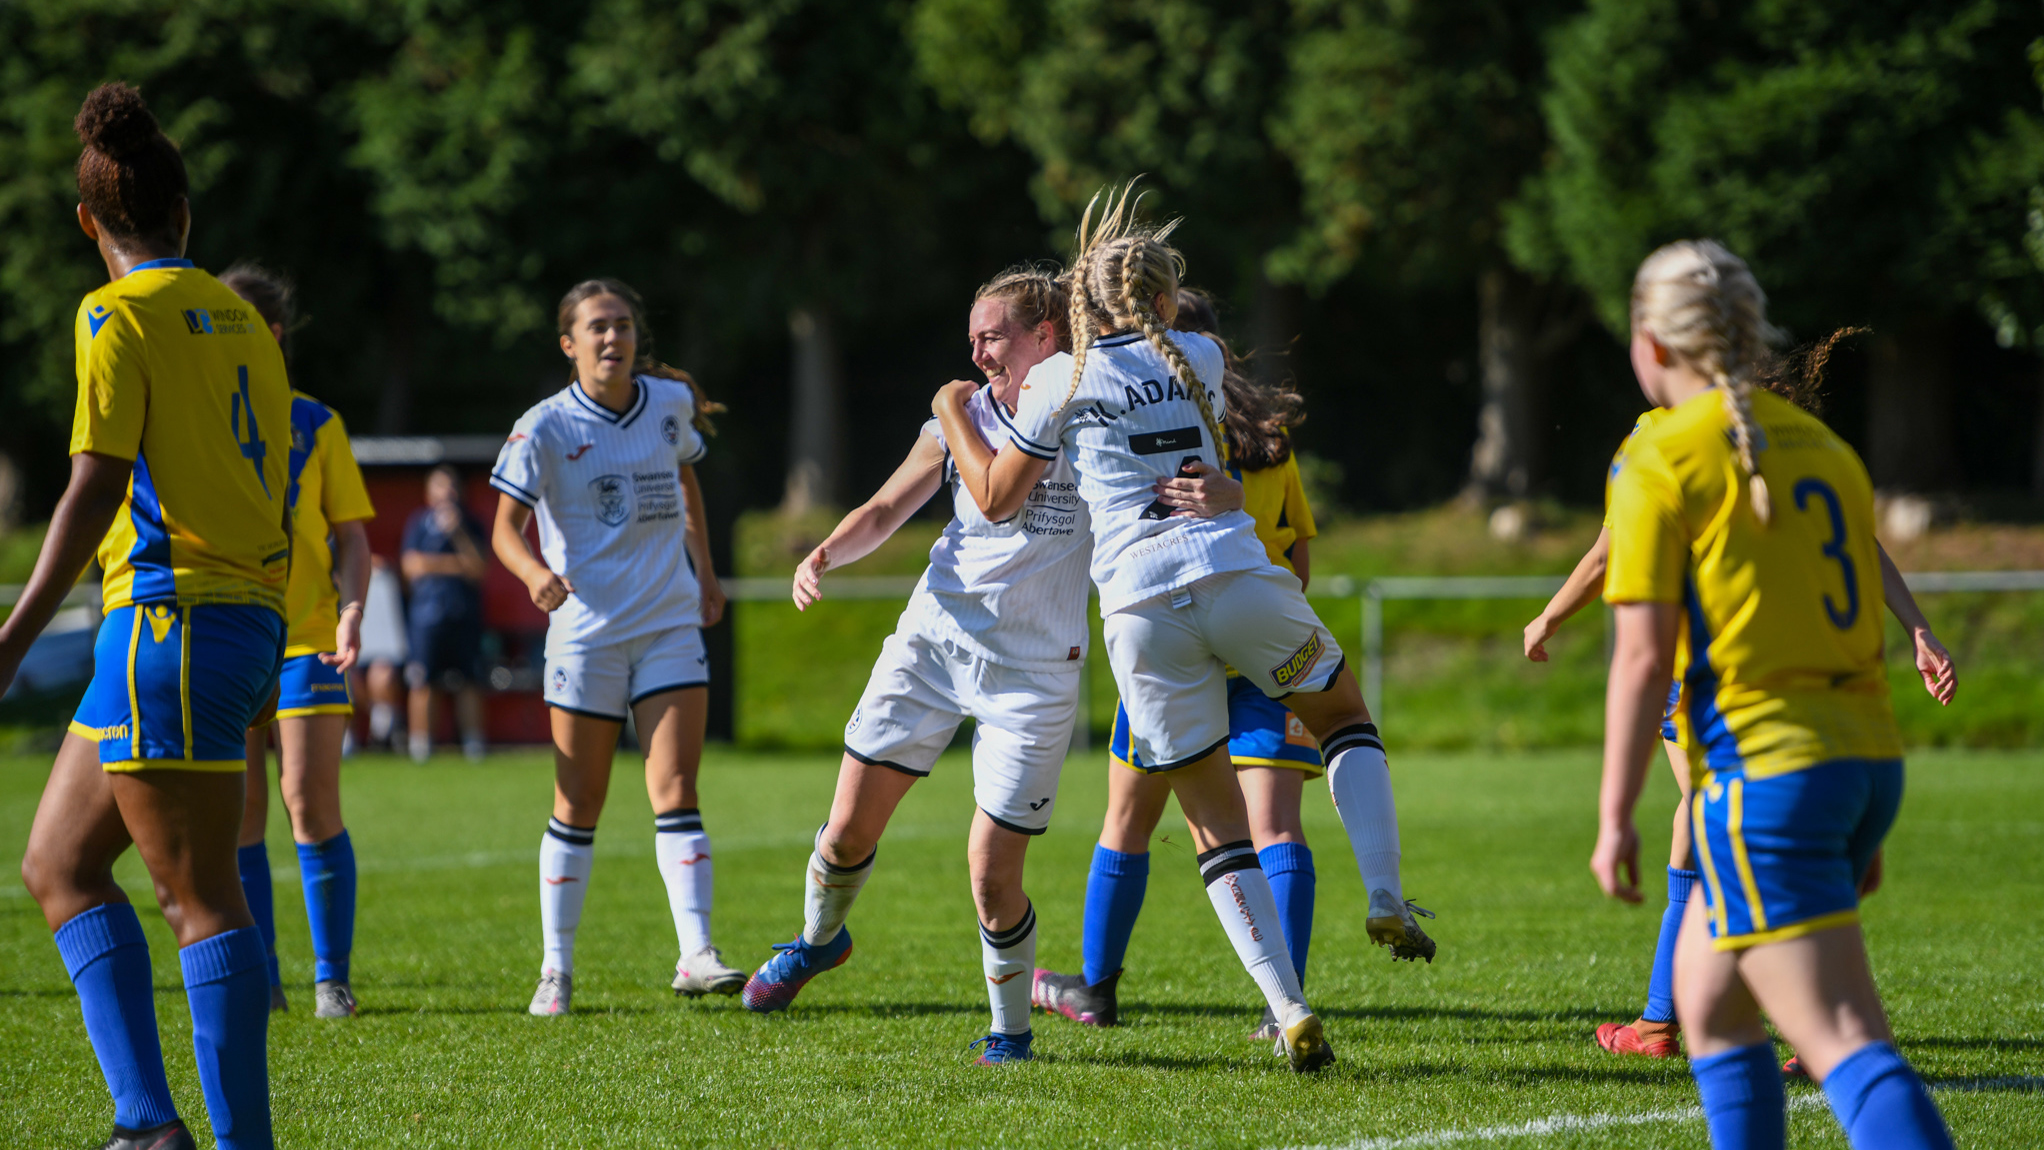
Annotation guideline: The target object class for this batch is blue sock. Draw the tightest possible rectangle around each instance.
[1643,866,1697,1023]
[1257,842,1316,983]
[54,904,179,1131]
[1692,1040,1786,1150]
[1823,1042,1954,1150]
[180,927,272,1150]
[296,830,356,984]
[1081,845,1148,987]
[236,844,281,988]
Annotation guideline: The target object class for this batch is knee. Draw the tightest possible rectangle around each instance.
[816,824,875,868]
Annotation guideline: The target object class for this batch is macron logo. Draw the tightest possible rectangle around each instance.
[567,443,594,460]
[87,306,112,337]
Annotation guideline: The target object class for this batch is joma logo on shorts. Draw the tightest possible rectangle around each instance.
[1270,633,1324,690]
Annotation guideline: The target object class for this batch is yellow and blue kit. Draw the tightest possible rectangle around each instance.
[65,259,292,771]
[1605,388,1903,950]
[1606,409,1688,746]
[275,394,375,719]
[1112,453,1324,775]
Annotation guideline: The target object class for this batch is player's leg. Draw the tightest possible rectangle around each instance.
[236,727,285,1011]
[276,712,355,1019]
[1671,896,1785,1149]
[968,810,1037,1063]
[531,702,620,1015]
[1240,762,1312,1042]
[1599,727,1696,1058]
[22,732,184,1141]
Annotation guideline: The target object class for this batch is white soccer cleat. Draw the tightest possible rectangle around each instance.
[529,970,572,1016]
[672,945,746,998]
[1366,888,1438,963]
[313,980,358,1019]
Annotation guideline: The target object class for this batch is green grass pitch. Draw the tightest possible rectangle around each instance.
[2,747,2038,1147]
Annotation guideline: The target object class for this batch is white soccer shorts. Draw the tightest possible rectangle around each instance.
[842,629,1079,835]
[1103,565,1344,770]
[544,625,708,721]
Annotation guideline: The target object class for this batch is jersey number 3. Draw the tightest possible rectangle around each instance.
[1792,477,1858,630]
[231,365,270,497]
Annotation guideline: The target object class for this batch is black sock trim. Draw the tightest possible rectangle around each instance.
[1197,839,1261,885]
[546,817,596,845]
[655,807,703,834]
[980,902,1036,950]
[1322,721,1384,759]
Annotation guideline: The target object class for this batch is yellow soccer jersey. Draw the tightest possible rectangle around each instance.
[1238,453,1318,575]
[73,260,292,613]
[1605,389,1901,780]
[1603,408,1667,530]
[283,393,375,656]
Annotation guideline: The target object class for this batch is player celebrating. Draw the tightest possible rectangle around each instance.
[1033,288,1338,1042]
[222,264,376,1022]
[490,278,734,1015]
[935,185,1425,1074]
[1593,240,1953,1149]
[8,84,291,1150]
[1533,336,1956,1063]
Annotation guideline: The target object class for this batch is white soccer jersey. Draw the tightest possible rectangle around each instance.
[1004,332,1265,615]
[909,386,1093,671]
[490,376,709,654]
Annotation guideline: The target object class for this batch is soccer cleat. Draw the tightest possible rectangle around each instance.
[1366,889,1438,963]
[968,1030,1035,1065]
[269,984,289,1013]
[99,1120,195,1150]
[672,945,746,998]
[314,980,359,1019]
[1030,967,1120,1027]
[741,928,854,1014]
[528,970,572,1016]
[1249,1004,1283,1043]
[1277,1011,1337,1074]
[1782,1054,1809,1081]
[1595,1018,1681,1058]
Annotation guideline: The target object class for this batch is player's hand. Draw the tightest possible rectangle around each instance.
[322,604,363,672]
[1857,848,1885,897]
[932,379,978,416]
[525,568,572,612]
[1591,818,1642,903]
[699,573,727,627]
[1152,461,1243,517]
[1524,613,1558,662]
[1912,628,1955,705]
[793,546,831,611]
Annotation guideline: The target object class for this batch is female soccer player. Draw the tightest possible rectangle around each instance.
[1034,288,1350,1043]
[936,185,1424,1073]
[1533,339,1956,1062]
[1594,240,1953,1148]
[7,84,292,1150]
[739,268,1237,1064]
[491,278,733,1016]
[223,264,375,1021]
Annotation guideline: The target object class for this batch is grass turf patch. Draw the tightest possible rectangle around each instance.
[2,748,2038,1147]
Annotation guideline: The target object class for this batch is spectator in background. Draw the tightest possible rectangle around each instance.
[402,464,489,762]
[355,553,410,752]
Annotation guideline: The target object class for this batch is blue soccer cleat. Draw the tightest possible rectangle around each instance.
[741,928,854,1013]
[969,1030,1034,1065]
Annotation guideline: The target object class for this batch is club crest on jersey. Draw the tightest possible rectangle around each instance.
[590,474,629,526]
[846,706,862,735]
[550,666,568,694]
[660,415,681,445]
[1270,633,1325,690]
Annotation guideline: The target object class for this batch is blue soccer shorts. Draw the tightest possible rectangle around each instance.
[275,652,354,719]
[70,603,286,772]
[1692,757,1902,951]
[1661,679,1683,744]
[1111,676,1325,777]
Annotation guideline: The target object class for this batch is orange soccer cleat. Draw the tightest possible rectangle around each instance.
[1594,1018,1682,1058]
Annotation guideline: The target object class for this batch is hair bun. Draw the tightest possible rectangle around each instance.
[75,82,163,160]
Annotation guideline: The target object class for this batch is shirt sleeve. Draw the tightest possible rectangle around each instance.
[1281,455,1318,542]
[676,383,708,467]
[1002,353,1072,460]
[490,410,546,507]
[1603,441,1689,604]
[69,298,147,460]
[317,409,376,524]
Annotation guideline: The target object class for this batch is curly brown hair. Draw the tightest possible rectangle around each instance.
[1170,289,1304,472]
[1755,326,1868,417]
[75,83,188,246]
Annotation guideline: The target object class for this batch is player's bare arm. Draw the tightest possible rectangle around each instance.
[0,451,130,694]
[492,494,572,611]
[323,518,372,670]
[1592,600,1680,904]
[934,380,1047,522]
[1526,526,1610,662]
[793,431,947,610]
[1876,541,1955,705]
[681,464,725,626]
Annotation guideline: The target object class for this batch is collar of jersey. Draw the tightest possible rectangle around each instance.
[1091,333,1144,348]
[569,378,647,427]
[122,257,195,276]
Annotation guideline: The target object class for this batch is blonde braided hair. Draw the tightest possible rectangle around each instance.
[1630,240,1784,523]
[1061,181,1227,464]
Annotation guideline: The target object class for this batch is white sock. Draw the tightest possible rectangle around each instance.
[408,731,431,763]
[655,809,713,956]
[980,903,1036,1037]
[540,819,595,974]
[802,830,874,946]
[1325,725,1403,904]
[1199,842,1308,1021]
[368,703,395,742]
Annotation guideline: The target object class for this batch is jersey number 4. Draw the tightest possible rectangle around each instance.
[231,365,270,497]
[1792,478,1858,630]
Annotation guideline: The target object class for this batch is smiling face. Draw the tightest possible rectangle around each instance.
[560,293,637,390]
[968,296,1056,408]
